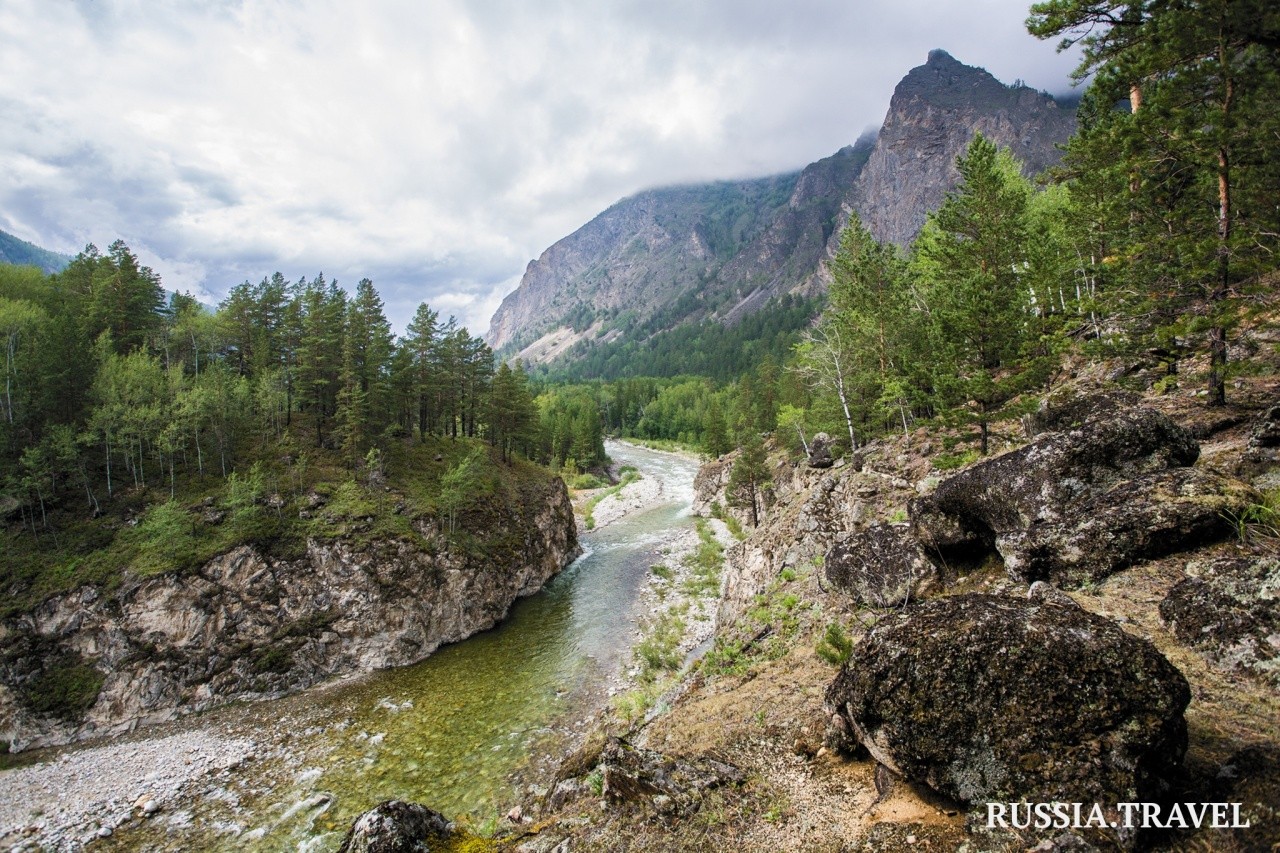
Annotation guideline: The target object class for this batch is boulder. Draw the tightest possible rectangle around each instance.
[1026,389,1141,436]
[826,595,1190,816]
[599,737,744,815]
[808,433,835,469]
[1002,468,1255,587]
[1248,404,1280,449]
[824,523,941,607]
[337,800,453,853]
[1159,557,1280,685]
[910,405,1199,561]
[908,400,1241,587]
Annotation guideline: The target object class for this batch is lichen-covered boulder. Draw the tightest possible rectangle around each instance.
[1026,388,1141,436]
[824,523,941,607]
[910,405,1198,561]
[1248,404,1280,449]
[1159,557,1280,685]
[338,800,453,853]
[808,433,835,469]
[1002,468,1255,587]
[826,594,1190,812]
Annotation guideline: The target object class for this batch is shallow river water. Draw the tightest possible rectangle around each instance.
[93,441,700,851]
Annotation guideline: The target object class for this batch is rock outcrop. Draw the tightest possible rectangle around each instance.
[848,49,1077,248]
[0,478,579,752]
[826,595,1191,829]
[823,523,940,607]
[908,403,1257,586]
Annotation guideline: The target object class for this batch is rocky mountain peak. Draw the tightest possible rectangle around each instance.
[850,50,1075,246]
[485,50,1076,364]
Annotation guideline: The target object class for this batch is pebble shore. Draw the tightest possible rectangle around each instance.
[0,729,255,852]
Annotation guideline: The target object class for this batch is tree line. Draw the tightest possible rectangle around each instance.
[0,246,553,534]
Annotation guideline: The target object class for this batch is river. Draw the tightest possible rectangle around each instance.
[69,441,702,851]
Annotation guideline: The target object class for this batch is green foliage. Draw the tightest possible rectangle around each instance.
[634,609,687,681]
[682,517,724,597]
[19,655,104,720]
[727,433,771,527]
[815,622,854,667]
[1029,0,1280,404]
[933,449,981,471]
[437,448,485,537]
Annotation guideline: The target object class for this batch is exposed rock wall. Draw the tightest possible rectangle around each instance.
[693,451,920,627]
[0,478,579,752]
[848,49,1076,248]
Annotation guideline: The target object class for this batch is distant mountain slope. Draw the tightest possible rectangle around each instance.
[486,50,1077,366]
[486,175,801,355]
[0,229,70,274]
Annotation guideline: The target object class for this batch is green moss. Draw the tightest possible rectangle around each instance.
[19,655,104,720]
[251,645,294,674]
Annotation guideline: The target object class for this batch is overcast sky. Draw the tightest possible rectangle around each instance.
[0,0,1080,335]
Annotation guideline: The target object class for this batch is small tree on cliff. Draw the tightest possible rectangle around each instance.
[727,433,771,527]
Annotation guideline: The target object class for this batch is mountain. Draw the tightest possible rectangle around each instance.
[0,229,71,274]
[486,50,1077,365]
[849,49,1077,247]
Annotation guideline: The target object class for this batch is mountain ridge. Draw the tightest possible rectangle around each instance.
[486,50,1077,366]
[0,229,70,275]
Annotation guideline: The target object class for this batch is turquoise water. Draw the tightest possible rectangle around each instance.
[105,442,699,851]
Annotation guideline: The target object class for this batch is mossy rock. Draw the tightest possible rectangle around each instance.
[827,595,1190,817]
[19,654,104,720]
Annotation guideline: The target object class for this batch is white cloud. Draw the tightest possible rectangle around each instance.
[0,0,1080,335]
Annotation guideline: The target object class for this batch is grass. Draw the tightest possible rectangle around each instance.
[682,518,723,597]
[701,568,810,678]
[709,500,746,540]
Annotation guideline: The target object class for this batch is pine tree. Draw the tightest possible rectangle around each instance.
[1029,0,1280,404]
[727,432,771,527]
[913,135,1042,454]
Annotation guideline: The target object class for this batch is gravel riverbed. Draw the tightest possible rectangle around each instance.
[0,729,255,852]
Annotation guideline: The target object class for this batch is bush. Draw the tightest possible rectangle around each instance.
[815,622,854,667]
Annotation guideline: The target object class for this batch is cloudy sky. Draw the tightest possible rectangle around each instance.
[0,0,1080,334]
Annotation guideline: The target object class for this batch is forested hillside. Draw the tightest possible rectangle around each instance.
[0,243,604,620]
[0,230,69,275]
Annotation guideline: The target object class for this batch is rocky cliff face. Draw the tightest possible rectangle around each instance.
[485,175,799,355]
[485,50,1076,366]
[848,49,1077,247]
[0,478,578,752]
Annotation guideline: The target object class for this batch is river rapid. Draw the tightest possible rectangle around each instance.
[0,441,701,852]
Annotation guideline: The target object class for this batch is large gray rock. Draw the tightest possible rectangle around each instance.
[826,595,1190,817]
[908,401,1235,589]
[1159,557,1280,686]
[911,405,1199,561]
[338,800,452,853]
[1002,468,1256,586]
[824,523,940,607]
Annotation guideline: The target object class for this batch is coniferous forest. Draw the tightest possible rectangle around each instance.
[4,0,1278,602]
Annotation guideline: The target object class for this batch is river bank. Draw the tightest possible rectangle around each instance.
[0,441,703,852]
